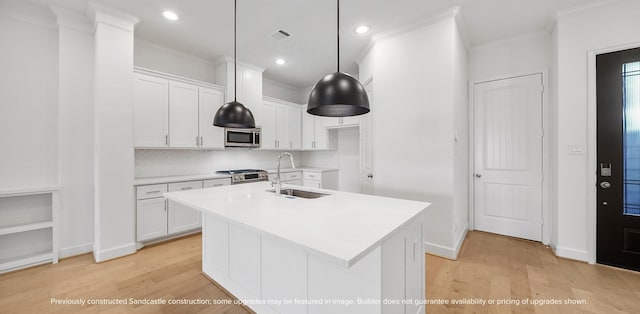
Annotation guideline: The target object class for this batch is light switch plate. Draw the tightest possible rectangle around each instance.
[568,143,585,155]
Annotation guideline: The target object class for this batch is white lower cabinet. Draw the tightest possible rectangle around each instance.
[229,224,261,297]
[262,237,308,314]
[268,171,303,186]
[136,178,230,242]
[201,213,425,314]
[167,181,203,234]
[303,170,338,190]
[136,198,168,241]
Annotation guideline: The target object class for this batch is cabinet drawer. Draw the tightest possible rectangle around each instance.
[284,171,302,181]
[303,171,321,180]
[302,179,321,189]
[203,178,231,188]
[137,184,168,200]
[168,181,203,192]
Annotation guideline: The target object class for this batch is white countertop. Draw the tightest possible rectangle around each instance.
[134,167,338,185]
[164,181,428,268]
[134,173,231,186]
[265,167,338,174]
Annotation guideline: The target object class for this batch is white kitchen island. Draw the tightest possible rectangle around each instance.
[164,181,429,314]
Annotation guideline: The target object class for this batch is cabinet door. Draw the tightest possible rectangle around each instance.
[169,82,199,148]
[203,214,229,277]
[133,74,168,147]
[276,104,289,149]
[136,198,167,241]
[229,225,261,297]
[302,111,315,150]
[341,116,360,126]
[286,179,303,186]
[323,117,341,128]
[314,117,328,149]
[262,237,308,314]
[405,219,424,314]
[167,181,203,234]
[288,106,302,149]
[303,179,321,189]
[260,101,277,149]
[198,87,225,149]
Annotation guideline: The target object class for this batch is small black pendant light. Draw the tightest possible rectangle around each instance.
[307,0,370,117]
[213,0,256,128]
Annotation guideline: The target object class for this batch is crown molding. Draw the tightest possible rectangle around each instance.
[263,77,304,93]
[357,6,465,64]
[555,0,619,19]
[213,55,265,73]
[0,0,57,30]
[134,38,217,67]
[87,1,139,32]
[48,4,92,34]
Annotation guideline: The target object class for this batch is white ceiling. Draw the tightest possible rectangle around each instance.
[37,0,592,87]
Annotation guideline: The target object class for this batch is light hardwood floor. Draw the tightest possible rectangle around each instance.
[1,231,639,313]
[427,231,640,313]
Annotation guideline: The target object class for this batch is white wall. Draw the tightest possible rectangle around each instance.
[469,32,551,82]
[0,1,58,190]
[134,38,216,84]
[263,78,307,104]
[452,23,469,248]
[53,5,95,258]
[135,150,302,178]
[359,13,468,258]
[553,0,640,262]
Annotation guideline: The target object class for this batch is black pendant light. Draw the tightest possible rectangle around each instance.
[307,0,370,117]
[213,0,256,128]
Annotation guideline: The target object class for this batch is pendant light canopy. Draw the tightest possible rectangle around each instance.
[307,0,370,117]
[214,0,256,128]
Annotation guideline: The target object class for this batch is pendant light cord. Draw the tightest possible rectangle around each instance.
[234,0,238,102]
[336,0,340,73]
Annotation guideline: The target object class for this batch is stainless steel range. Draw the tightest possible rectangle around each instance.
[215,169,269,184]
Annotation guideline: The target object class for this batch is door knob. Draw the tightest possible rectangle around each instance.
[475,174,482,178]
[600,181,611,189]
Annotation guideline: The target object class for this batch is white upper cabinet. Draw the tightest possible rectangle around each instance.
[324,116,360,128]
[169,81,200,148]
[215,58,264,113]
[302,110,315,150]
[198,87,225,149]
[133,73,169,148]
[302,111,330,150]
[287,106,302,149]
[133,68,226,149]
[259,100,277,149]
[260,97,302,150]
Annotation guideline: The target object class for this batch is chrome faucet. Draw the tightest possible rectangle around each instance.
[274,152,295,196]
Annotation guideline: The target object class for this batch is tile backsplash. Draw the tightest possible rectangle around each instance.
[135,149,302,178]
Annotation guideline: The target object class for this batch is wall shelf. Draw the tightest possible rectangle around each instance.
[0,188,59,274]
[0,221,53,236]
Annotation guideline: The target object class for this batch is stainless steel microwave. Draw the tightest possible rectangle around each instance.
[224,128,261,148]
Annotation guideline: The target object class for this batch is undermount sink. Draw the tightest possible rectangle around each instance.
[266,188,329,199]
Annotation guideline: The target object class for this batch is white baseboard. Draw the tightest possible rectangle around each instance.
[555,246,589,262]
[59,243,93,259]
[424,224,468,260]
[93,242,136,263]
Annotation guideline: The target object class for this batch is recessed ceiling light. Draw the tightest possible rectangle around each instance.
[355,25,370,34]
[275,58,286,65]
[162,11,179,21]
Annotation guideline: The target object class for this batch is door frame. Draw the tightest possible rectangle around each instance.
[468,69,550,245]
[587,42,640,264]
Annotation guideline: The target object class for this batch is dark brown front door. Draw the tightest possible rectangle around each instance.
[596,47,640,271]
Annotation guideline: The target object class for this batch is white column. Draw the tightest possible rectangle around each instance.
[49,5,96,259]
[89,3,139,262]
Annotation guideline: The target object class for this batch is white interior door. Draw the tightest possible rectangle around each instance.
[474,74,543,241]
[360,80,374,194]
